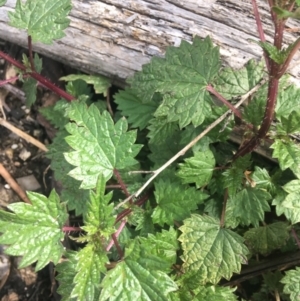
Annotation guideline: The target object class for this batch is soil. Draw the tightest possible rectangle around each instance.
[0,40,71,301]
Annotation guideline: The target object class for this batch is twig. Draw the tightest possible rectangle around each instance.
[0,163,31,204]
[106,219,127,251]
[0,118,48,152]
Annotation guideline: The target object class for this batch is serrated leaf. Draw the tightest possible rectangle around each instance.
[130,36,220,128]
[22,53,43,106]
[194,285,238,301]
[258,41,290,64]
[56,251,78,301]
[276,110,300,134]
[226,187,271,227]
[222,154,252,196]
[244,222,290,255]
[63,102,142,189]
[61,74,111,95]
[65,79,93,100]
[0,190,67,271]
[99,239,178,301]
[276,85,300,118]
[213,59,265,99]
[281,267,300,301]
[152,179,208,226]
[177,150,215,188]
[179,215,249,284]
[9,0,71,44]
[272,187,300,224]
[271,139,300,172]
[139,228,179,272]
[71,244,104,301]
[81,174,116,239]
[115,88,159,130]
[147,117,178,145]
[251,166,277,194]
[46,129,90,215]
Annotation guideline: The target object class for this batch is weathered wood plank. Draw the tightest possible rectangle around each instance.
[0,0,300,83]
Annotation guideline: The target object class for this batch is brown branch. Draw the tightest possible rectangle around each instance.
[0,163,31,204]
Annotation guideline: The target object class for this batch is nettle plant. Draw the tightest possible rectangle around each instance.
[2,0,300,300]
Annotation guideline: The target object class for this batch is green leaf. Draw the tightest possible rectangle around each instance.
[147,117,179,145]
[0,0,7,6]
[177,150,216,188]
[64,102,142,189]
[0,190,67,271]
[9,0,71,44]
[179,215,249,284]
[130,36,220,128]
[60,74,111,95]
[213,59,265,99]
[271,139,300,173]
[251,166,277,194]
[194,285,238,301]
[71,244,104,301]
[222,154,252,196]
[46,129,90,215]
[272,187,300,224]
[115,88,159,130]
[55,251,78,301]
[281,267,300,301]
[276,110,300,134]
[81,174,116,240]
[244,222,290,255]
[276,85,300,118]
[258,41,292,64]
[99,239,178,301]
[22,53,43,106]
[65,79,93,100]
[226,187,271,227]
[152,179,208,226]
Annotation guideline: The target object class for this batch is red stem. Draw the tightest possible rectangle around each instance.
[0,50,75,102]
[113,168,131,198]
[28,36,35,72]
[206,85,242,118]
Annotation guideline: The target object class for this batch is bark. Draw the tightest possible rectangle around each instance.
[0,0,300,83]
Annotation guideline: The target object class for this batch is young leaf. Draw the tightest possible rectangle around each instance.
[71,244,103,301]
[64,102,142,189]
[8,0,71,44]
[177,149,216,188]
[55,251,78,301]
[226,187,271,227]
[281,267,300,301]
[251,166,277,194]
[152,179,209,226]
[213,59,265,99]
[244,222,290,255]
[0,190,67,271]
[258,41,291,64]
[99,239,178,301]
[129,36,221,128]
[179,215,249,284]
[60,74,111,95]
[70,175,115,300]
[81,174,115,239]
[115,88,159,130]
[22,53,43,106]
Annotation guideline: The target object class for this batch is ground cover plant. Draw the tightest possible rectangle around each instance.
[1,0,300,300]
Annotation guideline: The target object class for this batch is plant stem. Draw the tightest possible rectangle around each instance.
[220,189,228,227]
[113,168,130,198]
[28,36,35,72]
[0,50,75,102]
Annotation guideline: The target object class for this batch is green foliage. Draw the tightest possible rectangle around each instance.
[0,190,67,271]
[3,4,300,299]
[244,222,290,255]
[8,0,71,44]
[64,101,142,189]
[179,215,249,284]
[282,267,300,301]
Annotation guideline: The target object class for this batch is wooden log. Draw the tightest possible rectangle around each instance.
[0,0,300,84]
